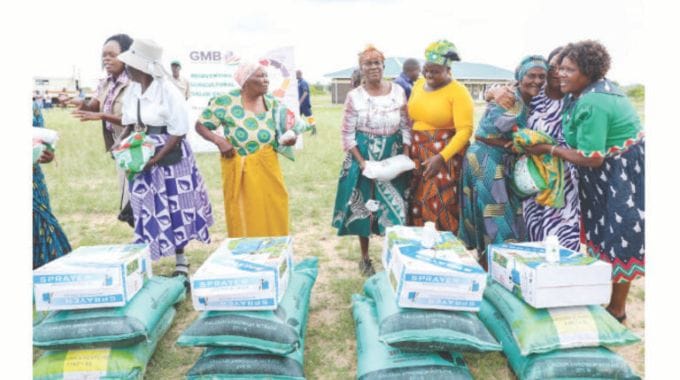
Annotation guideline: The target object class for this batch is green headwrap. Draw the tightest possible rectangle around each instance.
[515,55,548,81]
[424,40,460,67]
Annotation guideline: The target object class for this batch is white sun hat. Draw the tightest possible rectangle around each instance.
[117,38,168,78]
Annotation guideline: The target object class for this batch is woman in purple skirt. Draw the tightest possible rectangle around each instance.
[118,38,214,278]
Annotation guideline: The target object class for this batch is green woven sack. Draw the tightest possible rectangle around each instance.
[177,257,318,355]
[34,276,186,349]
[352,294,473,380]
[186,346,304,379]
[33,306,175,380]
[478,299,641,380]
[511,154,547,198]
[484,282,640,355]
[364,272,501,352]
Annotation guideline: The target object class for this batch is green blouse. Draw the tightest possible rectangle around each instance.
[199,89,278,157]
[562,91,643,158]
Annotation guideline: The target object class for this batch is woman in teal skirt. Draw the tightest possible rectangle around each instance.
[331,45,412,276]
[458,56,548,269]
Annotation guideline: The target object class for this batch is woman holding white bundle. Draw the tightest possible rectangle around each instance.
[331,45,413,276]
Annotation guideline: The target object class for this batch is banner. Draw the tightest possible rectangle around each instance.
[177,47,300,153]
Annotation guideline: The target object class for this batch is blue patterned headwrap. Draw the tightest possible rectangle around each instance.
[515,55,548,81]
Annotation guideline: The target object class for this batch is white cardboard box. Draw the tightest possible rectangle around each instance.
[487,242,612,308]
[33,244,152,311]
[382,226,487,311]
[191,236,293,311]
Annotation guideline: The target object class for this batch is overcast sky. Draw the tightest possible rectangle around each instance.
[27,0,644,88]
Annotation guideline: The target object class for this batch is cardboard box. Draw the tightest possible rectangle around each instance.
[191,236,293,311]
[382,226,487,311]
[488,243,612,308]
[33,244,152,311]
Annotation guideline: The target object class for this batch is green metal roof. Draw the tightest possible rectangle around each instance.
[324,57,513,81]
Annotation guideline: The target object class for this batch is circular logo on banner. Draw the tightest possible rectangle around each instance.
[259,58,291,98]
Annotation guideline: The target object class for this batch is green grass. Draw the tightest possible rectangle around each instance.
[36,93,645,379]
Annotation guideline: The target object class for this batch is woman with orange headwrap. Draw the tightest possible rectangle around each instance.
[195,61,311,237]
[331,45,412,276]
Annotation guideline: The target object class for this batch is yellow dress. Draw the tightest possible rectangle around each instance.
[199,89,304,237]
[220,145,289,237]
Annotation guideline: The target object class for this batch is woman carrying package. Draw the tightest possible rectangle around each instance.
[458,55,548,268]
[195,61,311,238]
[407,40,473,233]
[331,45,412,276]
[117,38,214,277]
[524,40,644,322]
[489,47,581,251]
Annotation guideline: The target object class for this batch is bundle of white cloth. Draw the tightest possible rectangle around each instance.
[361,154,415,182]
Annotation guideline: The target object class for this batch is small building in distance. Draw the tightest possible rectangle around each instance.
[324,57,514,104]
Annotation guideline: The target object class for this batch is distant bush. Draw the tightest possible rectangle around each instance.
[310,82,329,96]
[626,84,644,102]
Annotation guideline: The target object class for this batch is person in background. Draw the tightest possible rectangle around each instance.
[170,60,190,100]
[195,61,311,238]
[407,39,474,233]
[34,145,72,268]
[524,40,644,323]
[118,38,214,278]
[33,91,45,127]
[57,88,69,108]
[459,55,548,269]
[393,58,420,99]
[297,69,316,135]
[67,33,135,227]
[331,45,411,276]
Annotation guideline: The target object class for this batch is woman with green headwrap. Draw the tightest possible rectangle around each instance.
[458,55,548,269]
[407,40,474,233]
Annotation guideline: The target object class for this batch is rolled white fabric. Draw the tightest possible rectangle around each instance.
[361,154,415,181]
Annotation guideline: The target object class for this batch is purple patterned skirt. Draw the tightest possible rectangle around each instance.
[129,134,214,260]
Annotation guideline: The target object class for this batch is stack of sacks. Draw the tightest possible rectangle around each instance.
[481,242,642,379]
[177,236,318,379]
[349,225,502,378]
[352,294,474,379]
[32,244,186,379]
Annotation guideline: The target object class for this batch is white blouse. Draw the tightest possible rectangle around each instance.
[121,78,190,136]
[341,83,411,152]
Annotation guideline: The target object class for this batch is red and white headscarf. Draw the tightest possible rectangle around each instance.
[234,61,265,88]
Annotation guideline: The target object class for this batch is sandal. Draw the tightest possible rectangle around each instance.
[172,264,190,290]
[359,258,376,277]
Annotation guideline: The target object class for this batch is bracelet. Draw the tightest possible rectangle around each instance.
[550,145,557,155]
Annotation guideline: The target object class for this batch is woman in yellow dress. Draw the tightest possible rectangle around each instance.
[195,62,310,237]
[407,40,474,233]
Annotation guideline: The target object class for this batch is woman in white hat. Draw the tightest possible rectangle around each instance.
[195,60,312,238]
[117,38,214,278]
